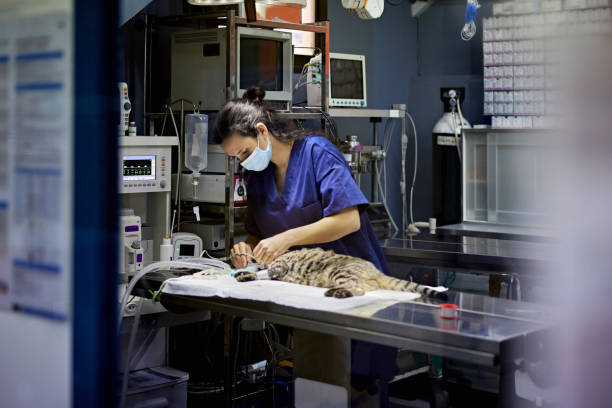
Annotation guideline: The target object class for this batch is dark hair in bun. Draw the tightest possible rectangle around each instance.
[213,85,322,144]
[242,86,266,105]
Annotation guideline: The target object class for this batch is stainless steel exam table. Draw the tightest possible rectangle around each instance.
[161,288,553,407]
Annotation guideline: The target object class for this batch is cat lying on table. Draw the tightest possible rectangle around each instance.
[234,247,448,300]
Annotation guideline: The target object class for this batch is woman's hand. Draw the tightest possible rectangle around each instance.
[230,241,254,269]
[253,231,295,265]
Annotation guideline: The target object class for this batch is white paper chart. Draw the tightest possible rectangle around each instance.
[0,9,72,320]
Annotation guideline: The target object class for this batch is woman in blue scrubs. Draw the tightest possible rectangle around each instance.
[215,87,390,276]
[214,87,396,405]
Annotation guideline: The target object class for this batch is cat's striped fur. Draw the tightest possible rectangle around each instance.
[235,247,448,300]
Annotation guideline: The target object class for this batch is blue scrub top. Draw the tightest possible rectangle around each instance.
[245,135,391,275]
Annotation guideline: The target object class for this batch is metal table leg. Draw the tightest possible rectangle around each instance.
[224,314,236,408]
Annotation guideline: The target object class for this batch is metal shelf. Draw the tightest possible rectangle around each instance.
[328,108,404,118]
[272,109,323,120]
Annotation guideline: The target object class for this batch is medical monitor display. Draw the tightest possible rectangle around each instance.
[240,38,284,92]
[179,244,195,257]
[123,155,155,181]
[330,58,364,100]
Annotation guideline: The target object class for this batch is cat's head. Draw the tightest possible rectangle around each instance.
[268,258,289,280]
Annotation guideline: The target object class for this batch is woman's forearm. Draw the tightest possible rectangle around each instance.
[283,206,360,247]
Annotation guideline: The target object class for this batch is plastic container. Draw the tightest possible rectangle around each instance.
[160,236,173,262]
[123,366,189,408]
[184,113,208,176]
[439,303,459,320]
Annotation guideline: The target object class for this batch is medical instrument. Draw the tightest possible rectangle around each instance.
[118,82,131,136]
[183,222,244,251]
[340,135,362,179]
[177,172,247,204]
[461,0,480,41]
[184,113,208,201]
[341,0,384,19]
[339,134,385,188]
[230,251,258,262]
[172,232,203,260]
[308,53,367,108]
[120,210,143,278]
[118,136,177,194]
[171,27,293,111]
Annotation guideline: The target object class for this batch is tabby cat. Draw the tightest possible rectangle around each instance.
[234,247,448,300]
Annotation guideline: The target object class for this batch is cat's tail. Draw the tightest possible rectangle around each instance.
[378,275,448,301]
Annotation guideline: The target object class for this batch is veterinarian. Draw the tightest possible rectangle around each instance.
[215,86,391,275]
[214,86,396,407]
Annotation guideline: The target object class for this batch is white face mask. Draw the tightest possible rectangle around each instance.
[240,134,272,171]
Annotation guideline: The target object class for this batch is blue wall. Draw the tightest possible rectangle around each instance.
[329,0,491,227]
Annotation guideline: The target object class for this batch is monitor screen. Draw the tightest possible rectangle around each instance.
[240,38,284,92]
[330,58,364,100]
[179,244,195,257]
[123,155,155,181]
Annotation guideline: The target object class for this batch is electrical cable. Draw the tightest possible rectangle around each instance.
[376,161,399,231]
[293,63,309,92]
[319,109,339,142]
[118,258,230,330]
[262,329,276,408]
[119,298,143,408]
[405,112,418,226]
[118,259,230,406]
[456,96,465,160]
[451,108,462,162]
[377,118,399,231]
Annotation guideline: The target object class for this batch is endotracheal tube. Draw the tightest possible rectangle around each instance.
[461,0,480,41]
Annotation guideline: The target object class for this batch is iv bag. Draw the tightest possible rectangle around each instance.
[461,0,480,41]
[184,113,208,174]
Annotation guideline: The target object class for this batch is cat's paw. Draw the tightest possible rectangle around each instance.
[324,288,354,298]
[234,271,257,282]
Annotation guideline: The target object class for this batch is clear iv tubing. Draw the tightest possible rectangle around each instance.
[118,258,228,408]
[405,112,418,227]
[167,105,181,237]
[117,258,229,330]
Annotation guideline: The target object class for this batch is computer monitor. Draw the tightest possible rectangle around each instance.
[171,27,293,111]
[329,53,367,108]
[237,27,293,108]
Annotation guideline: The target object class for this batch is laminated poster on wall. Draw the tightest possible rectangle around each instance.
[0,5,72,320]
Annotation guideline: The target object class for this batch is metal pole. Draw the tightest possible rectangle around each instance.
[143,14,147,134]
[177,100,184,229]
[224,10,237,257]
[224,156,235,258]
[401,113,408,233]
[371,118,380,203]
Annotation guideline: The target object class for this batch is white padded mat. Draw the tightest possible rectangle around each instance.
[161,274,434,313]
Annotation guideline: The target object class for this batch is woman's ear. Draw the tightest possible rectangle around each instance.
[255,122,268,136]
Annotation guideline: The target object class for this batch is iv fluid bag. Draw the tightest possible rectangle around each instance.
[184,113,208,173]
